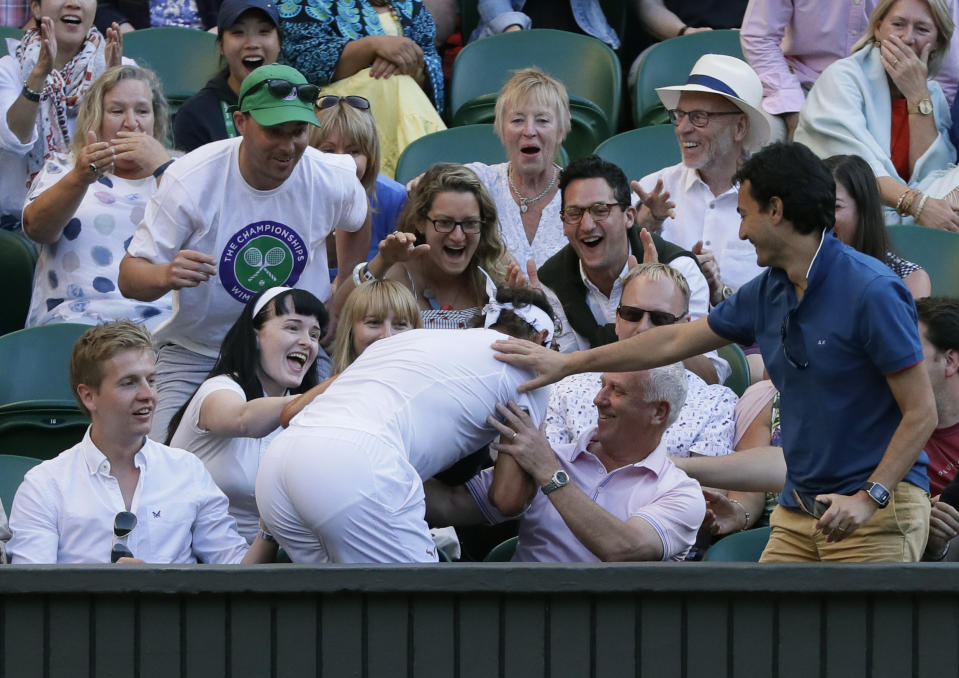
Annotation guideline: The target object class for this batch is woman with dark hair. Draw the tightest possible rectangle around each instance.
[167,286,328,543]
[825,154,931,298]
[172,0,281,152]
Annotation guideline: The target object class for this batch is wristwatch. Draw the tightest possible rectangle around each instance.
[861,481,891,508]
[910,98,933,115]
[721,285,735,300]
[541,469,569,496]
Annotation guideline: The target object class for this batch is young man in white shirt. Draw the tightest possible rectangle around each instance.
[7,321,277,564]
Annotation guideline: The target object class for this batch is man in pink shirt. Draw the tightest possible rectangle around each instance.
[425,363,706,562]
[740,0,959,139]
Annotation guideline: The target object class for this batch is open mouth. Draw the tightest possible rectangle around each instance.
[61,14,82,24]
[443,244,467,258]
[520,145,540,156]
[133,406,152,418]
[580,235,602,249]
[242,56,264,72]
[287,351,308,370]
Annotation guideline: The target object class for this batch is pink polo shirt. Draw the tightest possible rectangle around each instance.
[466,429,706,562]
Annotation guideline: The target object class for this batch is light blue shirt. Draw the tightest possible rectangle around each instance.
[472,0,619,48]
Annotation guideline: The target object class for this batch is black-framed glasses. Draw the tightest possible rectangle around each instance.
[110,510,137,563]
[240,78,321,108]
[667,108,742,128]
[616,305,685,326]
[426,217,484,233]
[780,309,809,370]
[317,95,371,111]
[560,202,623,224]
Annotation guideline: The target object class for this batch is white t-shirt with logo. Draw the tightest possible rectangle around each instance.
[127,137,367,357]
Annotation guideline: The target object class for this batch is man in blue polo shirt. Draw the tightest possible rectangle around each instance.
[494,142,938,562]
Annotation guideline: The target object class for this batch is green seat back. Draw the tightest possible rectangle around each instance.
[449,29,621,158]
[702,526,771,562]
[0,27,24,58]
[0,403,90,460]
[0,324,89,404]
[633,29,744,128]
[594,125,680,182]
[0,229,37,336]
[717,343,751,398]
[123,27,220,113]
[0,454,41,515]
[483,535,518,562]
[886,226,959,297]
[394,124,568,184]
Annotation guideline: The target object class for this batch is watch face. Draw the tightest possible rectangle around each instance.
[555,470,569,484]
[919,99,933,115]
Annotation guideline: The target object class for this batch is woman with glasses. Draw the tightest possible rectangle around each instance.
[167,287,327,544]
[336,163,508,329]
[311,94,406,271]
[278,0,446,178]
[0,0,122,234]
[173,0,282,153]
[21,65,174,328]
[795,0,959,231]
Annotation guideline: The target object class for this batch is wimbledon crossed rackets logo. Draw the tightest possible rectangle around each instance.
[220,222,308,303]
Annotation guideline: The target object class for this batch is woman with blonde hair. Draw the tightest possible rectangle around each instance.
[311,94,406,267]
[22,64,174,328]
[337,163,508,330]
[796,0,959,231]
[466,67,571,267]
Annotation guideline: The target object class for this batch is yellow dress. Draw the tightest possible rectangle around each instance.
[320,13,446,178]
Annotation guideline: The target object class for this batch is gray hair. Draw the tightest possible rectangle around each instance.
[642,363,687,427]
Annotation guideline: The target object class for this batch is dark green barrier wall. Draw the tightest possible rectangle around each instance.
[2,563,958,677]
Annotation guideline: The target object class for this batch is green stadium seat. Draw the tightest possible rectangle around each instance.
[393,123,568,184]
[0,324,91,459]
[633,29,743,128]
[0,454,41,515]
[702,526,770,562]
[0,229,37,336]
[886,225,959,297]
[483,535,518,562]
[717,343,751,397]
[594,124,680,182]
[449,29,622,159]
[123,27,220,114]
[0,26,23,58]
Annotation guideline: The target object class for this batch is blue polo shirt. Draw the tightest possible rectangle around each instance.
[708,231,928,509]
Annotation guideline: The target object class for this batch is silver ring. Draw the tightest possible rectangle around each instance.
[88,162,97,174]
[511,430,518,440]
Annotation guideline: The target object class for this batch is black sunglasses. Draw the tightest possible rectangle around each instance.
[110,510,137,563]
[240,78,321,108]
[780,309,809,370]
[616,305,684,326]
[317,95,371,111]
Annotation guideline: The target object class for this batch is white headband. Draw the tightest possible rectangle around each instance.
[479,268,554,344]
[252,286,292,318]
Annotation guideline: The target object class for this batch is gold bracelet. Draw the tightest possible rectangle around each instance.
[899,189,918,216]
[895,188,911,213]
[914,193,929,221]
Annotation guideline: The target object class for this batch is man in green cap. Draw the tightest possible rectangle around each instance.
[119,63,370,441]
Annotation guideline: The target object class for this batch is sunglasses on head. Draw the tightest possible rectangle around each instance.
[615,305,684,326]
[240,78,321,108]
[110,510,137,563]
[316,95,371,111]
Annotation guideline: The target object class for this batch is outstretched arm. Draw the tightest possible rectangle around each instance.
[494,316,728,391]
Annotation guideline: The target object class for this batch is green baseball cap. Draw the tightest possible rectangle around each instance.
[238,64,321,128]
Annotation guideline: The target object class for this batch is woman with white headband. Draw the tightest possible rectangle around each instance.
[167,286,328,544]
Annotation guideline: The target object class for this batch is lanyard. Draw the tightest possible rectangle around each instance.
[221,100,237,138]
